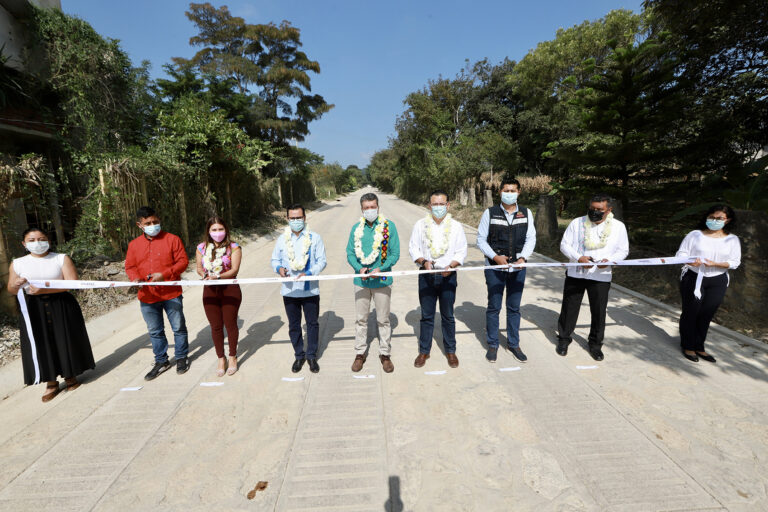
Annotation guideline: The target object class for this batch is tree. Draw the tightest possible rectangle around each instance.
[546,33,689,207]
[179,2,333,149]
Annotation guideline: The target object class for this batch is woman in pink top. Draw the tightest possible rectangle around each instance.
[195,217,242,376]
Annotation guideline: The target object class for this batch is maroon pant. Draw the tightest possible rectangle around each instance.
[202,284,242,357]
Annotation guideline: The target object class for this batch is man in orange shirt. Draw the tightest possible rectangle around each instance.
[125,206,190,380]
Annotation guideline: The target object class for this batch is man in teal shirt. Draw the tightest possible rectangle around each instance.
[346,192,400,373]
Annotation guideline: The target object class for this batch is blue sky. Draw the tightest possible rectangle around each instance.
[63,0,644,168]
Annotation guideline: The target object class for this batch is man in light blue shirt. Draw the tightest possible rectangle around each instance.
[476,175,536,363]
[270,203,327,373]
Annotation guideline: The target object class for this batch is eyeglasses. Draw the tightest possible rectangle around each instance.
[707,216,728,221]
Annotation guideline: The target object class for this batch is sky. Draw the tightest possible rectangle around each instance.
[63,0,644,168]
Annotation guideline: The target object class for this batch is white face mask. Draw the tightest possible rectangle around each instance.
[363,208,379,222]
[143,224,161,237]
[26,241,50,255]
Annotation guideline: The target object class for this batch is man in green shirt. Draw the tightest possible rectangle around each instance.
[346,192,400,373]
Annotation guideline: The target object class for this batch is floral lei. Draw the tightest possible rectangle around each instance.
[284,226,312,271]
[584,212,614,250]
[354,215,389,265]
[203,243,227,276]
[426,213,452,259]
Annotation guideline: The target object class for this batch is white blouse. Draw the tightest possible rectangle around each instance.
[675,230,741,278]
[12,253,66,281]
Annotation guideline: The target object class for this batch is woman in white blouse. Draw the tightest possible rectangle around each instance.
[6,228,95,401]
[675,205,741,363]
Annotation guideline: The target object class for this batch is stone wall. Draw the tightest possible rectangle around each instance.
[721,209,768,328]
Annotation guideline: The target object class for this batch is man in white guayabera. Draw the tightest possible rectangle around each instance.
[409,189,467,369]
[557,193,629,361]
[346,193,400,374]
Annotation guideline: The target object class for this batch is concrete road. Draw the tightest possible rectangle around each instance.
[0,188,766,512]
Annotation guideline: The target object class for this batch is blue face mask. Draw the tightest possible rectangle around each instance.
[431,205,447,219]
[501,192,518,205]
[289,219,305,232]
[143,224,161,237]
[706,218,725,231]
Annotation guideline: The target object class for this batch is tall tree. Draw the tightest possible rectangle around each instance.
[179,2,333,149]
[547,34,688,207]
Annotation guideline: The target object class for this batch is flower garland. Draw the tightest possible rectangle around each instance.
[284,226,312,271]
[426,213,452,259]
[583,212,614,250]
[203,243,227,276]
[354,215,389,265]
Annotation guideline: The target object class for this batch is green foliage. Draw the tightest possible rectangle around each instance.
[376,1,766,224]
[179,3,334,151]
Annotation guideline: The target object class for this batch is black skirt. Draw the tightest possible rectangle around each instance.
[18,292,95,385]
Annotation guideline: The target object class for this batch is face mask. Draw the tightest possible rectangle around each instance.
[143,224,161,237]
[210,230,226,242]
[431,205,447,219]
[587,209,604,223]
[26,241,50,255]
[289,219,305,232]
[501,192,518,205]
[706,219,726,231]
[363,208,379,223]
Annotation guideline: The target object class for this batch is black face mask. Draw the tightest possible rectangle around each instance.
[587,209,605,222]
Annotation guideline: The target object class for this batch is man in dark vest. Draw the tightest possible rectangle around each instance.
[476,175,537,363]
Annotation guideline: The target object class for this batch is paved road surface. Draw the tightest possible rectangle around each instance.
[0,188,766,511]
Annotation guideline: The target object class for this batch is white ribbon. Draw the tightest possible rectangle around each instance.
[16,256,692,379]
[17,289,41,385]
[694,270,705,300]
[27,256,695,290]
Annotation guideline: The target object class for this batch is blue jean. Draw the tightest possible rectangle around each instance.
[485,268,527,348]
[283,295,320,359]
[418,272,457,354]
[139,295,189,364]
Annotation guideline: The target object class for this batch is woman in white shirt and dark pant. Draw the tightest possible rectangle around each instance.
[675,205,741,363]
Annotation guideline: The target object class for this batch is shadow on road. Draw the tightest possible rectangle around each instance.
[237,315,285,367]
[84,333,152,384]
[522,267,768,382]
[317,310,345,358]
[384,475,404,511]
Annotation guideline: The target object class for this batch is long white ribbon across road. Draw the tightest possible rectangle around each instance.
[17,256,693,384]
[26,256,694,290]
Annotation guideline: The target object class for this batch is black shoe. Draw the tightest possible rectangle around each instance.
[485,347,498,363]
[144,361,171,381]
[589,347,604,361]
[308,359,319,373]
[682,349,699,362]
[556,342,569,356]
[510,347,527,363]
[176,357,190,374]
[292,358,305,373]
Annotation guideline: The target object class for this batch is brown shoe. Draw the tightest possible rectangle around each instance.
[446,353,459,368]
[64,377,80,392]
[351,354,366,372]
[380,355,394,373]
[42,382,60,403]
[414,353,429,368]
